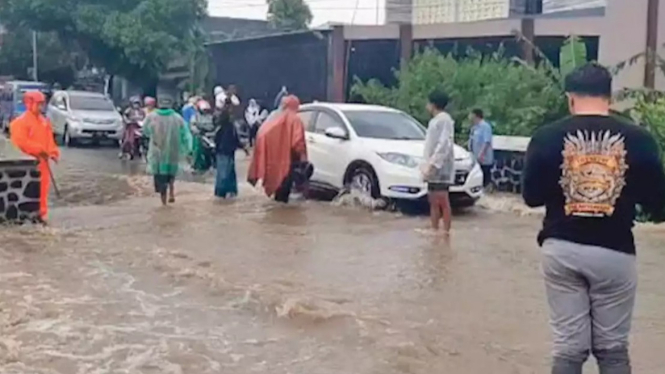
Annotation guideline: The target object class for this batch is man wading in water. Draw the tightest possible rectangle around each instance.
[523,63,665,374]
[144,94,191,206]
[421,88,455,236]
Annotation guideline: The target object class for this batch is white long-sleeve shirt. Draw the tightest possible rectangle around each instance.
[423,111,455,184]
[215,92,239,109]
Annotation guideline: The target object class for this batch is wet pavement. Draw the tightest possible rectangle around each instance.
[1,147,664,373]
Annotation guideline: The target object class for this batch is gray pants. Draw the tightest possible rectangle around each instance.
[542,239,637,374]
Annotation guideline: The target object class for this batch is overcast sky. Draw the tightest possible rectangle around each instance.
[208,0,386,26]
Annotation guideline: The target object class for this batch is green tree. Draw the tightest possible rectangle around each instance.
[0,26,78,86]
[351,48,567,139]
[0,0,207,84]
[266,0,313,31]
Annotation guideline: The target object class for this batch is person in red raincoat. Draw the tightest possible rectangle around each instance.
[247,95,309,203]
[10,91,60,222]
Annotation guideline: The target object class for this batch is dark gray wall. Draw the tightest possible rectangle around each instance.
[208,31,330,107]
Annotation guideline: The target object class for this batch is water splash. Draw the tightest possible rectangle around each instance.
[331,188,388,211]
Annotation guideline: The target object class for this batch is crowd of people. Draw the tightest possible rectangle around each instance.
[133,85,310,206]
[6,63,665,374]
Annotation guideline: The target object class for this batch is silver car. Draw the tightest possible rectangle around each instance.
[47,90,123,146]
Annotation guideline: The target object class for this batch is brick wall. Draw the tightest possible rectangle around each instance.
[0,161,41,223]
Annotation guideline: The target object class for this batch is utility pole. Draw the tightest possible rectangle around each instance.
[454,0,460,23]
[645,0,659,88]
[31,31,38,81]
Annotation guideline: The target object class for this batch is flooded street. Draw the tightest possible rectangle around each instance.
[1,147,664,373]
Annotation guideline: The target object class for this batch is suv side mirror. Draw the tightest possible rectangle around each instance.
[324,127,348,140]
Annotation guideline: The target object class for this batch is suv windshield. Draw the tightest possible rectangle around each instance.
[69,95,115,111]
[343,110,426,140]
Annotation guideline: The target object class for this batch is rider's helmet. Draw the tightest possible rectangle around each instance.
[213,86,224,97]
[197,100,212,114]
[130,96,141,107]
[144,96,156,107]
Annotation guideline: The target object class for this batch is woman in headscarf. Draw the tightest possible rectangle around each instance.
[273,86,288,110]
[120,96,146,159]
[245,99,262,147]
[143,96,156,115]
[247,95,310,204]
[143,93,191,205]
[214,98,248,198]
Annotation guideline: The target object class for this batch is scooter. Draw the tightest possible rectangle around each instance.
[120,120,144,160]
[189,129,217,172]
[133,120,149,161]
[199,130,217,169]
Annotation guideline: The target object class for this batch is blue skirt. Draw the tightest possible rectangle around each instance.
[215,154,238,198]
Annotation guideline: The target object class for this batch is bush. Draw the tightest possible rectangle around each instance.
[630,93,665,222]
[631,93,665,160]
[351,48,567,139]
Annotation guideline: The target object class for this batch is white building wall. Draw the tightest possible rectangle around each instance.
[412,0,516,25]
[386,0,413,24]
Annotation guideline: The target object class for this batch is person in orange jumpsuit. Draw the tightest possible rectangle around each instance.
[10,91,60,222]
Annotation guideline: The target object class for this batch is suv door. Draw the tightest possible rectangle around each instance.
[298,109,323,181]
[47,92,67,135]
[307,109,352,188]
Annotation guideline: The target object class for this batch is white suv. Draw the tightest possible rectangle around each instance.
[299,103,484,206]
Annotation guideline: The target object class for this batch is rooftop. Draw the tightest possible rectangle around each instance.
[202,16,279,43]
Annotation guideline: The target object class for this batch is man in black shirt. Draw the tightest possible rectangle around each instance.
[523,63,665,374]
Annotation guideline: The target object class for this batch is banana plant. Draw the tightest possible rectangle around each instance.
[559,35,588,78]
[511,30,588,88]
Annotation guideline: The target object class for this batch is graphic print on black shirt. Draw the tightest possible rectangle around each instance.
[522,115,665,256]
[560,130,628,217]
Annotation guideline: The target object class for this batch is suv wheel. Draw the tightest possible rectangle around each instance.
[349,166,380,199]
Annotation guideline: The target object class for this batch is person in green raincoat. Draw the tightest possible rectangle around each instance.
[143,93,192,205]
[190,99,215,173]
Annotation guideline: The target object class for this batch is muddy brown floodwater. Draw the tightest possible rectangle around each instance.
[1,148,664,374]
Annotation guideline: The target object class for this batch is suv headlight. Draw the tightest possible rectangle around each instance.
[455,155,476,171]
[377,152,421,168]
[68,115,82,127]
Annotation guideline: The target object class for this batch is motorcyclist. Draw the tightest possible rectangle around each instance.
[190,99,216,173]
[144,96,156,115]
[120,96,146,159]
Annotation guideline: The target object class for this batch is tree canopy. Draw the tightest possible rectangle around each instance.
[0,26,78,86]
[266,0,313,31]
[0,0,207,83]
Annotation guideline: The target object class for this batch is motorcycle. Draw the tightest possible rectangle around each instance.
[235,120,251,147]
[201,130,217,169]
[120,119,145,161]
[134,120,149,161]
[190,129,217,172]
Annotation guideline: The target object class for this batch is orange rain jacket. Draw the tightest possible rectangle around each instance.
[10,91,60,219]
[247,95,307,197]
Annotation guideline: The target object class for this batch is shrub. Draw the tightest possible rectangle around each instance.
[351,48,567,139]
[629,93,665,222]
